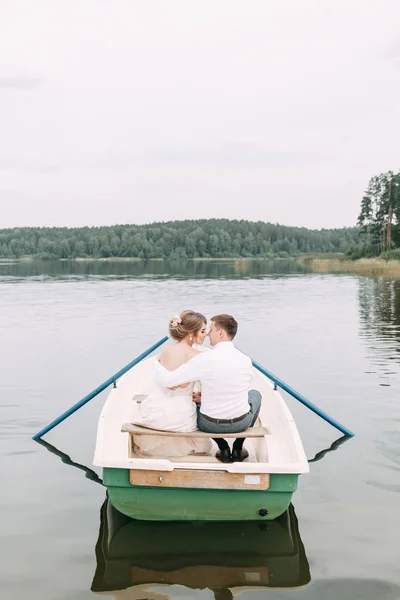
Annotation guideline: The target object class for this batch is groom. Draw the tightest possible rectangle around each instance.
[152,314,262,463]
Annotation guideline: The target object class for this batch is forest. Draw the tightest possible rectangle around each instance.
[355,170,400,258]
[0,219,359,260]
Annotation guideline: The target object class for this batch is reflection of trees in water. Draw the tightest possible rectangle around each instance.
[358,278,400,366]
[0,258,309,281]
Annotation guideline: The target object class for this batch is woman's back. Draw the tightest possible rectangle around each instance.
[160,342,199,372]
[131,309,211,456]
[136,343,198,433]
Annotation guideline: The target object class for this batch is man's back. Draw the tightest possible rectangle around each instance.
[152,341,254,420]
[198,342,253,419]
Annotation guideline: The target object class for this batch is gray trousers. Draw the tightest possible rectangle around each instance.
[197,390,262,434]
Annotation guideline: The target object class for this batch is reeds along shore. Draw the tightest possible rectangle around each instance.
[299,257,400,277]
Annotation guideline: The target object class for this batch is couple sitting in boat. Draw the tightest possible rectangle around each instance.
[133,310,261,463]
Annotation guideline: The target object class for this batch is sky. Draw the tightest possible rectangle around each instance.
[0,1,399,230]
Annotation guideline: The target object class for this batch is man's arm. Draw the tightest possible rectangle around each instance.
[152,354,205,388]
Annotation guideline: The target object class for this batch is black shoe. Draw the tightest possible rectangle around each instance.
[216,448,232,463]
[231,448,249,462]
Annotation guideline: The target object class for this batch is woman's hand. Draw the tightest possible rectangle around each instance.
[192,391,201,403]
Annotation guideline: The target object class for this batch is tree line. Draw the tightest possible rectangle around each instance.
[355,170,400,258]
[0,219,359,260]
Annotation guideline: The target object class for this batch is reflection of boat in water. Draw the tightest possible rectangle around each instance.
[91,500,310,596]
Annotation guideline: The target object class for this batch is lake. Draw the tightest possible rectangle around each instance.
[0,259,399,600]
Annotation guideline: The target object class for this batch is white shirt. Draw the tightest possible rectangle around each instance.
[152,341,253,419]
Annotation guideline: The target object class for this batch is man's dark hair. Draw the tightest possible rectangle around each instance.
[211,314,238,339]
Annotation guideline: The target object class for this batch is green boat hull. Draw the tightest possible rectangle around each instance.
[103,467,299,521]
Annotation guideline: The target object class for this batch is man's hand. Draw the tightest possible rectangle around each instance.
[168,382,190,391]
[192,391,201,403]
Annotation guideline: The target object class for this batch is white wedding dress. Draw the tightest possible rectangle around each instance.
[132,379,212,458]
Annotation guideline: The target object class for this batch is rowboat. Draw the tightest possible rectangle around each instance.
[93,356,309,521]
[91,500,311,595]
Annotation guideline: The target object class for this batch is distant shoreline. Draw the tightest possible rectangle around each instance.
[0,256,295,263]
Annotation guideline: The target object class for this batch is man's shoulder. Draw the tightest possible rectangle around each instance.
[232,346,252,364]
[209,344,251,364]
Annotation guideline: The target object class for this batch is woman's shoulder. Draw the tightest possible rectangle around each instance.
[159,344,179,366]
[159,342,208,365]
[160,343,176,358]
[160,342,195,370]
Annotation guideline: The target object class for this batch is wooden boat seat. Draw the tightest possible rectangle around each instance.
[121,423,268,438]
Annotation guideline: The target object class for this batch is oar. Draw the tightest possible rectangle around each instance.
[252,360,355,437]
[32,336,169,440]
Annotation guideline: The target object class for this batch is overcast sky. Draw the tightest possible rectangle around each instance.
[0,1,399,229]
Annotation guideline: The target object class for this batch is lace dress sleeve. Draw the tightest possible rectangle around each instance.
[193,380,201,393]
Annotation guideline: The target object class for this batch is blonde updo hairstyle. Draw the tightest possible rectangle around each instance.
[169,310,207,342]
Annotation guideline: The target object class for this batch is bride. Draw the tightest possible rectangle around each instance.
[132,310,212,458]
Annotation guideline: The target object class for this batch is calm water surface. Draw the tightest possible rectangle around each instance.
[0,260,399,600]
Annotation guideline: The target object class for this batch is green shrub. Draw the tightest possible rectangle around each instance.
[380,249,400,261]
